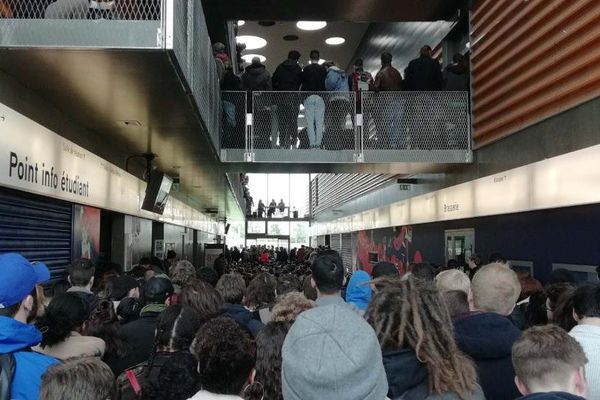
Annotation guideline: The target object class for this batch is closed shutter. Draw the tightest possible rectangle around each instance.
[317,235,325,247]
[330,233,341,253]
[471,0,600,147]
[341,233,353,272]
[0,187,72,279]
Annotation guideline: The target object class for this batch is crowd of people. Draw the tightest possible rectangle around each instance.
[220,44,470,151]
[1,245,598,400]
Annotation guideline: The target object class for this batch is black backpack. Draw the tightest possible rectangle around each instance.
[0,353,15,400]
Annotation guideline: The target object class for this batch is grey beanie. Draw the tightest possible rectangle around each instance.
[282,303,388,400]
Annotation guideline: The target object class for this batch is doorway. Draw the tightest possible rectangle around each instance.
[445,229,475,269]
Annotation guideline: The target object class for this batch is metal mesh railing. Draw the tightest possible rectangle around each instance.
[247,91,358,163]
[0,0,161,20]
[361,91,471,162]
[221,90,471,163]
[221,91,247,150]
[0,0,163,48]
[170,0,222,153]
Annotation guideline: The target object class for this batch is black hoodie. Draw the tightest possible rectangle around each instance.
[241,63,272,92]
[272,59,302,91]
[454,311,522,400]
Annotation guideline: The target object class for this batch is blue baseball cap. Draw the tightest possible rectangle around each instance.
[0,253,50,309]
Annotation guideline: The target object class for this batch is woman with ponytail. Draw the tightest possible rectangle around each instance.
[116,305,201,400]
[34,292,105,360]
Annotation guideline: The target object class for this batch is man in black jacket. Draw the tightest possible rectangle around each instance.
[453,263,522,400]
[273,50,302,149]
[242,57,273,148]
[120,277,174,370]
[404,45,443,91]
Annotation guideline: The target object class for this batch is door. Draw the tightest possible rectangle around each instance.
[445,229,475,269]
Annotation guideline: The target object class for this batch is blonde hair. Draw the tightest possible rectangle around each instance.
[435,270,470,294]
[471,263,520,315]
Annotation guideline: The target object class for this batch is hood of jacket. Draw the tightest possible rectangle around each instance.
[517,393,585,400]
[382,348,428,398]
[0,316,43,354]
[454,311,521,360]
[245,63,267,75]
[345,271,372,310]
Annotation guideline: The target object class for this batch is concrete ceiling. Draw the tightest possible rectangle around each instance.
[237,21,370,73]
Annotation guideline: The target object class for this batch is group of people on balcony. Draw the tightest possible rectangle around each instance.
[255,199,287,218]
[220,44,470,151]
[0,0,160,20]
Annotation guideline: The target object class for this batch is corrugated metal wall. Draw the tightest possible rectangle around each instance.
[471,0,600,147]
[311,174,398,216]
[0,187,72,279]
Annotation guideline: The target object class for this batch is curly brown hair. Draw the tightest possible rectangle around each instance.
[365,278,478,400]
[271,292,315,322]
[192,316,256,395]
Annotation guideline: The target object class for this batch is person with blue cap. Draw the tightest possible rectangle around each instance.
[0,253,57,400]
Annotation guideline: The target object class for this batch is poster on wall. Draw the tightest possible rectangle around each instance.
[355,226,422,275]
[72,205,100,261]
[204,244,225,268]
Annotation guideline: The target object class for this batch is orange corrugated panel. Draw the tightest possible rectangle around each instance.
[471,0,600,148]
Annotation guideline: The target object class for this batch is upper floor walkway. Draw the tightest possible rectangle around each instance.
[0,0,472,167]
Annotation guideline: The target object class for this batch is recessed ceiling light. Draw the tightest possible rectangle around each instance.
[283,34,299,41]
[241,54,266,63]
[236,35,267,50]
[325,37,345,45]
[258,21,276,26]
[296,21,327,31]
[237,20,245,27]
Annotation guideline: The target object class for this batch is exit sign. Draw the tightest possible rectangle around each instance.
[399,184,412,191]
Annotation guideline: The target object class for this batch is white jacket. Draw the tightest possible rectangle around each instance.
[570,324,600,400]
[188,391,243,400]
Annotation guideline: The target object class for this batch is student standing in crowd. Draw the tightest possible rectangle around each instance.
[0,253,56,400]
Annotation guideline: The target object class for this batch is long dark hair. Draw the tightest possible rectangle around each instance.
[37,292,90,348]
[147,305,201,377]
[245,321,290,400]
[85,299,128,358]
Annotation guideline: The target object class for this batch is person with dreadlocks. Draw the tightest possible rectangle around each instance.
[115,305,201,400]
[365,277,484,400]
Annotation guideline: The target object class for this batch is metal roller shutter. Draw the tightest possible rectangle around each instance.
[0,187,72,280]
[330,233,341,254]
[341,233,353,272]
[471,0,600,147]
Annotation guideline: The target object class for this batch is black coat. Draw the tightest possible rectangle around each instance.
[454,311,522,400]
[272,59,302,91]
[119,309,162,370]
[404,56,443,91]
[301,63,327,91]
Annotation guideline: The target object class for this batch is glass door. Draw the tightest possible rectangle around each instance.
[445,229,475,269]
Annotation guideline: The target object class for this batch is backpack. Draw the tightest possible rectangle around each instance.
[0,353,15,400]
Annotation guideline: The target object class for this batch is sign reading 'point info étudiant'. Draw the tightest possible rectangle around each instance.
[0,102,218,233]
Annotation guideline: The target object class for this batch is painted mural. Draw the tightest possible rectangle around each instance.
[356,226,422,275]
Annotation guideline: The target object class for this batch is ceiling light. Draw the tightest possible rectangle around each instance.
[241,54,266,63]
[325,37,345,45]
[296,21,327,31]
[237,20,245,27]
[308,59,326,65]
[236,35,267,50]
